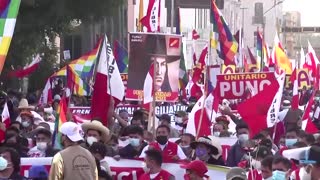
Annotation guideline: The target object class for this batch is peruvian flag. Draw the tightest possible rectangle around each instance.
[192,29,200,66]
[290,69,299,110]
[9,54,41,78]
[91,36,125,126]
[192,45,208,83]
[186,95,211,138]
[38,78,53,105]
[304,41,319,78]
[140,0,161,32]
[143,63,154,104]
[301,91,318,133]
[1,103,10,128]
[237,75,281,137]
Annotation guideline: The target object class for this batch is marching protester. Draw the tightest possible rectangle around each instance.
[0,147,26,179]
[81,120,111,148]
[178,133,195,159]
[159,114,180,138]
[49,122,98,180]
[181,160,209,180]
[140,149,175,180]
[139,125,187,162]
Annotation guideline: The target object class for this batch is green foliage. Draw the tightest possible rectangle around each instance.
[1,0,123,92]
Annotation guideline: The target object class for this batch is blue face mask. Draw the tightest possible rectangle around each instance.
[285,138,297,147]
[195,147,207,157]
[272,170,286,180]
[129,138,140,147]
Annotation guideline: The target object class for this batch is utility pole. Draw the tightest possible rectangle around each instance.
[170,0,175,33]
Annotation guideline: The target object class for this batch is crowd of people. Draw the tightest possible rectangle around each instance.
[0,86,319,180]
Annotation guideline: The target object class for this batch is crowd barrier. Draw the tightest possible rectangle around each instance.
[21,157,230,179]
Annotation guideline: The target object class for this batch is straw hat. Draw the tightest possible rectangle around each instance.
[81,120,110,143]
[190,137,219,155]
[18,98,35,110]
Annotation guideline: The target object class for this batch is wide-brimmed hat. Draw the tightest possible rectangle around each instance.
[145,35,180,63]
[190,137,219,155]
[81,120,110,143]
[226,167,247,180]
[18,98,35,110]
[282,100,291,109]
[20,111,34,118]
[181,160,208,178]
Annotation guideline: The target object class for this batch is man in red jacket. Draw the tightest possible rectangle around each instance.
[139,149,175,180]
[139,125,186,162]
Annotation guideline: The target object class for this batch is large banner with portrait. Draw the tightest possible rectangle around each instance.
[126,33,182,102]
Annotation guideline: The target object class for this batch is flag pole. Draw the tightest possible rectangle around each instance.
[196,46,209,139]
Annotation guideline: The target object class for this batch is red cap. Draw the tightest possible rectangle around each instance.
[181,160,208,178]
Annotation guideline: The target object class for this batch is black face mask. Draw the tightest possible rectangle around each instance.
[156,136,168,145]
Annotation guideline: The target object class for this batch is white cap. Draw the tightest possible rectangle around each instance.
[59,122,83,142]
[54,94,61,101]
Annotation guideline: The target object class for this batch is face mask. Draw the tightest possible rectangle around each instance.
[195,147,207,157]
[22,121,30,128]
[180,145,190,149]
[272,170,286,180]
[175,117,183,123]
[0,157,8,171]
[36,142,48,151]
[251,159,261,170]
[214,131,220,137]
[156,136,168,145]
[86,136,98,146]
[142,162,150,173]
[285,138,297,147]
[129,138,140,147]
[238,134,249,143]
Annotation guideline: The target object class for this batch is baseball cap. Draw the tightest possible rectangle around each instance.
[59,121,83,142]
[181,160,208,178]
[226,167,247,180]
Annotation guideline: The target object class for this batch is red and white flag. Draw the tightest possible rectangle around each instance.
[299,47,305,69]
[192,45,208,83]
[143,63,154,104]
[237,75,280,137]
[301,92,318,133]
[304,41,319,78]
[1,103,10,128]
[290,69,299,110]
[140,0,161,32]
[186,95,211,138]
[9,54,41,78]
[38,78,53,105]
[91,36,125,126]
[191,29,200,66]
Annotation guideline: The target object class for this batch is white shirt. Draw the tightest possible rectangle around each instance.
[139,142,187,160]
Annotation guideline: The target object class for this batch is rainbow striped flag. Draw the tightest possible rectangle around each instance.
[66,65,90,96]
[69,38,102,79]
[52,96,67,149]
[210,0,238,65]
[0,0,21,73]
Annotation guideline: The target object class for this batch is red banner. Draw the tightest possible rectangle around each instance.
[216,72,277,99]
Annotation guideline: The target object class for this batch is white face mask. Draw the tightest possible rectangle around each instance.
[0,157,8,171]
[251,159,261,170]
[142,162,150,173]
[86,136,98,146]
[214,131,220,137]
[36,142,48,151]
[238,134,249,143]
[175,117,183,123]
[22,121,31,128]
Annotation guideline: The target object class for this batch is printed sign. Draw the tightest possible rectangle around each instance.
[127,33,182,102]
[285,69,311,89]
[216,72,277,99]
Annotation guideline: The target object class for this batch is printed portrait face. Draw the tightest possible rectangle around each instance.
[151,56,167,91]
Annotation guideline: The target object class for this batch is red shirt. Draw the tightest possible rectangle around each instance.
[139,169,173,180]
[149,142,178,163]
[248,169,263,180]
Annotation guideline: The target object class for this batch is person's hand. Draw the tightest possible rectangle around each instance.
[113,155,121,161]
[220,105,232,115]
[171,155,180,161]
[0,123,5,131]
